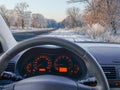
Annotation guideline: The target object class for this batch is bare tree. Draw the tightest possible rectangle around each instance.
[32,14,47,28]
[68,0,120,34]
[65,7,82,28]
[84,0,120,34]
[68,0,100,25]
[103,0,120,34]
[14,2,29,29]
[32,15,40,28]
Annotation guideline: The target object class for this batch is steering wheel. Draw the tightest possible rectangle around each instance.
[0,37,109,90]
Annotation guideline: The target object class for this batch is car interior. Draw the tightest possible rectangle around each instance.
[0,0,120,90]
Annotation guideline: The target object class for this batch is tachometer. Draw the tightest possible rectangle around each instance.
[24,62,36,77]
[54,55,73,73]
[34,55,52,73]
[25,62,35,73]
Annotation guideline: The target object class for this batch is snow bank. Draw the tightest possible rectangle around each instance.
[73,23,120,42]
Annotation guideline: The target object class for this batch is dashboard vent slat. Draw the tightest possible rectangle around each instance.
[102,66,116,79]
[5,62,15,73]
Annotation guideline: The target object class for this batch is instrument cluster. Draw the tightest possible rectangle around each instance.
[17,47,86,79]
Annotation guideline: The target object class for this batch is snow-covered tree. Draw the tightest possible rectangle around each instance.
[68,0,120,34]
[32,14,47,28]
[64,7,83,28]
[14,2,29,29]
[47,19,58,29]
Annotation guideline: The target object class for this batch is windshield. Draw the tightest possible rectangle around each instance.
[0,0,120,42]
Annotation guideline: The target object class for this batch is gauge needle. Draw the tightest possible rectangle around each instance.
[36,60,46,68]
[37,64,42,67]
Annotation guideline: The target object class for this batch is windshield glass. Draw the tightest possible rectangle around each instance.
[0,0,120,42]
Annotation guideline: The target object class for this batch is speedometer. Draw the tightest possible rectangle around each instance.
[54,55,73,73]
[34,55,52,73]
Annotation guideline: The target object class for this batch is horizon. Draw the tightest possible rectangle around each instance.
[0,0,85,22]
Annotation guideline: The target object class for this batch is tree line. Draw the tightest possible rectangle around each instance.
[1,0,120,34]
[68,0,120,34]
[0,2,85,29]
[0,2,60,29]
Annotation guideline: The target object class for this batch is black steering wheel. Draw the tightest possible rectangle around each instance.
[0,37,109,90]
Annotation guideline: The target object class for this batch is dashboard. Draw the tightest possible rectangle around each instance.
[16,46,87,79]
[1,43,120,90]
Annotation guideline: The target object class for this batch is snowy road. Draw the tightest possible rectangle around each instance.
[12,29,93,42]
[12,29,56,41]
[40,29,93,42]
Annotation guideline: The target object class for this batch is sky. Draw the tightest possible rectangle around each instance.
[0,0,85,22]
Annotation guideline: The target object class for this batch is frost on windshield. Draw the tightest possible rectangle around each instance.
[0,0,120,42]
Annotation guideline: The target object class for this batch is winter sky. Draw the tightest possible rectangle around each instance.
[0,0,85,22]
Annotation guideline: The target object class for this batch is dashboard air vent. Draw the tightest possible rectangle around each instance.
[5,62,15,73]
[102,66,116,79]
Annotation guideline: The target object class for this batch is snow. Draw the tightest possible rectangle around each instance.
[11,28,94,42]
[40,29,94,42]
[85,24,120,42]
[11,28,53,33]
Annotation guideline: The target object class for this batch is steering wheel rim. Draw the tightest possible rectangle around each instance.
[0,37,109,90]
